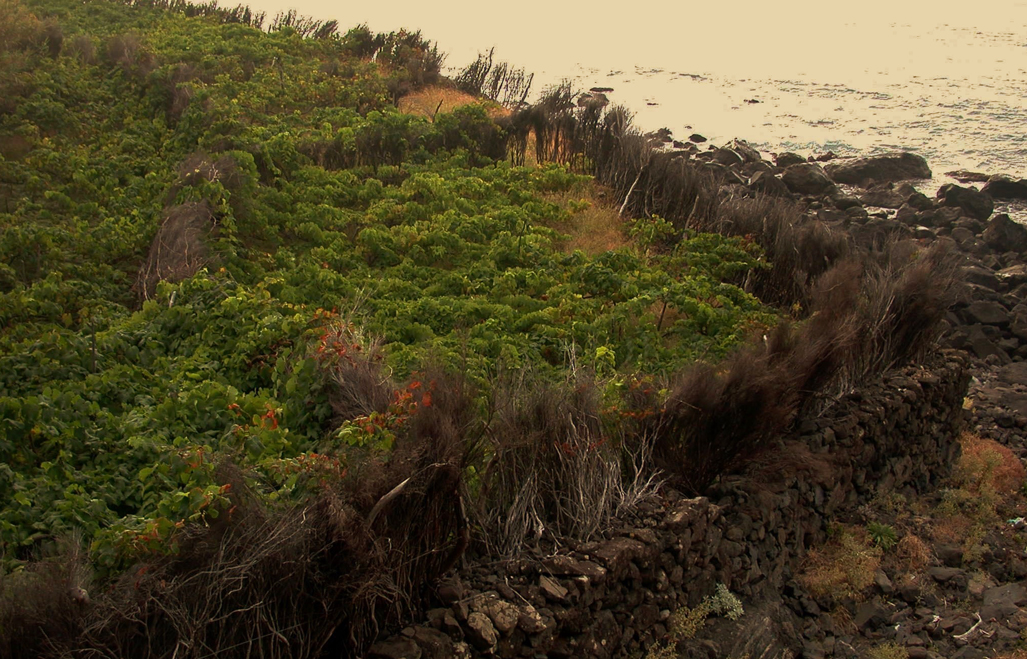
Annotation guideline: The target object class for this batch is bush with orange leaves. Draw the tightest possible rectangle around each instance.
[955,432,1025,498]
[932,432,1026,559]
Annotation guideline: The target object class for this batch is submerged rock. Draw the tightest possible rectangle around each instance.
[824,152,932,185]
[946,169,993,183]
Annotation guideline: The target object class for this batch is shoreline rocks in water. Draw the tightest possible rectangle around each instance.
[823,151,932,185]
[982,175,1027,201]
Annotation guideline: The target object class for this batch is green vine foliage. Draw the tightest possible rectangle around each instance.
[0,0,777,575]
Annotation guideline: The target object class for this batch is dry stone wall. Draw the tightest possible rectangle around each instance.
[368,351,969,659]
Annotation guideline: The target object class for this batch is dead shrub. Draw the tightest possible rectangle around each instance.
[105,32,157,79]
[66,33,95,64]
[74,492,369,659]
[171,151,245,195]
[134,201,216,301]
[0,535,91,659]
[320,323,393,423]
[648,339,798,494]
[853,241,962,377]
[473,371,660,555]
[455,48,533,107]
[749,439,840,486]
[717,196,851,307]
[646,313,857,493]
[40,21,61,57]
[28,378,476,659]
[0,0,41,52]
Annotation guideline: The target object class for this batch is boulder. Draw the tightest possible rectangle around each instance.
[937,183,993,221]
[830,191,863,210]
[368,638,423,659]
[729,139,763,163]
[859,186,906,209]
[854,598,890,630]
[950,226,976,245]
[962,300,1010,326]
[482,600,520,636]
[774,151,806,168]
[464,612,498,651]
[983,214,1027,252]
[981,583,1027,622]
[982,175,1027,200]
[824,152,932,185]
[688,133,707,143]
[996,361,1027,385]
[964,265,1001,290]
[712,147,744,168]
[906,191,934,211]
[538,575,568,602]
[748,170,790,196]
[781,163,836,195]
[996,264,1027,286]
[918,206,962,230]
[894,204,918,224]
[967,328,1011,363]
[409,627,455,658]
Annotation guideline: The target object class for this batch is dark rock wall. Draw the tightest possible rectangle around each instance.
[369,352,969,659]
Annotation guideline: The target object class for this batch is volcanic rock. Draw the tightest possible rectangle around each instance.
[774,152,806,168]
[983,214,1027,252]
[982,175,1027,200]
[860,186,907,209]
[937,183,994,221]
[748,170,790,196]
[781,163,836,195]
[824,152,932,185]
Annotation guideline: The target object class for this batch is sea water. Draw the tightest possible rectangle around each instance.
[243,0,1027,208]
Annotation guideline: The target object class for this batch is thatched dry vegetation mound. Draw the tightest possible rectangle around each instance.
[134,201,216,301]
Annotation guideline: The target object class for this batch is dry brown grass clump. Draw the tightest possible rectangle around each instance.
[715,195,851,308]
[931,432,1025,559]
[397,84,506,120]
[894,533,932,573]
[543,182,627,255]
[798,526,882,601]
[955,432,1026,497]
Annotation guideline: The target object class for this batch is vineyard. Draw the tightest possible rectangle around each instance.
[0,0,957,656]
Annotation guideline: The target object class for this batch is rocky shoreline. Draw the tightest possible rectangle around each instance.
[367,140,1027,659]
[689,141,1027,658]
[661,142,1027,658]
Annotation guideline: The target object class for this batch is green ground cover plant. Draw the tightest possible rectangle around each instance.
[0,0,772,573]
[0,0,962,654]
